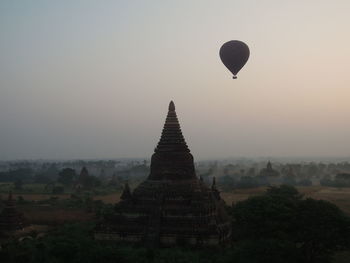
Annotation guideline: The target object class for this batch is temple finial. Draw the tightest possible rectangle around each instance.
[154,100,189,154]
[169,101,175,111]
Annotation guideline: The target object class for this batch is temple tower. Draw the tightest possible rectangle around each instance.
[95,101,231,246]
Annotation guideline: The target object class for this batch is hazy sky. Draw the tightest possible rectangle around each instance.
[1,0,350,160]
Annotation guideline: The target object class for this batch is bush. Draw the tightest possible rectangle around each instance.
[52,186,64,194]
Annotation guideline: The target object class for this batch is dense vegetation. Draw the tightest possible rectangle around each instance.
[1,186,349,263]
[230,185,350,263]
[321,173,350,187]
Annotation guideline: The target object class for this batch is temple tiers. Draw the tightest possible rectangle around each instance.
[0,191,24,233]
[95,101,231,246]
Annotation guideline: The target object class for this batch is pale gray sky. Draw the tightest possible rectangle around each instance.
[1,1,350,160]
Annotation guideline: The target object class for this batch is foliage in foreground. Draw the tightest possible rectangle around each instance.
[231,185,350,263]
[0,223,223,263]
[1,186,350,263]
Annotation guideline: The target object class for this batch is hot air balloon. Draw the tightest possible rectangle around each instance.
[219,40,250,79]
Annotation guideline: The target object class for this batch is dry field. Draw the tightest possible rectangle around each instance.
[1,193,120,203]
[19,205,95,225]
[94,193,120,203]
[7,193,72,201]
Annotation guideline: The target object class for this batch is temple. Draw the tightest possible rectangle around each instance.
[0,191,24,235]
[74,167,89,191]
[95,101,231,246]
[258,161,280,185]
[259,161,280,178]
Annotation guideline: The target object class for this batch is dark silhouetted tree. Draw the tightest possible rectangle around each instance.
[232,185,350,263]
[58,168,76,186]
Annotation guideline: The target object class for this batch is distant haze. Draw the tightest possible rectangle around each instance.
[1,1,350,160]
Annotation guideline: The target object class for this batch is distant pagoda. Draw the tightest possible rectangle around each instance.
[95,101,231,246]
[74,167,89,191]
[0,191,24,233]
[259,161,280,177]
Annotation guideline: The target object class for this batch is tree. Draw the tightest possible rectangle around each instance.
[230,239,300,263]
[265,184,302,199]
[232,185,350,263]
[236,176,257,188]
[58,168,76,186]
[217,175,236,191]
[82,175,101,189]
[34,173,52,184]
[295,198,350,263]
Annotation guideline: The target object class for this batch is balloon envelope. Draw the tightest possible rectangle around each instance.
[219,40,250,79]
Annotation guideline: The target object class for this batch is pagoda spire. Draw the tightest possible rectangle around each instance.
[169,100,175,111]
[154,101,190,153]
[148,101,196,180]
